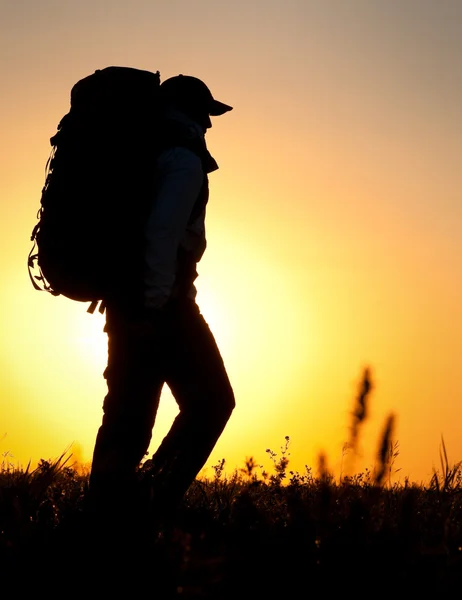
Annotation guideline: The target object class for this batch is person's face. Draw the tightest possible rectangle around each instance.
[182,104,212,132]
[200,113,212,131]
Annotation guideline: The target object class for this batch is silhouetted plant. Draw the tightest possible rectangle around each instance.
[265,435,291,485]
[374,413,399,486]
[350,367,373,453]
[239,456,259,480]
[429,435,462,493]
[4,369,462,594]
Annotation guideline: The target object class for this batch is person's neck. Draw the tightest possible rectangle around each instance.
[163,107,206,136]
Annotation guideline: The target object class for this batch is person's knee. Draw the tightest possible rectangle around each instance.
[225,390,235,418]
[209,388,235,427]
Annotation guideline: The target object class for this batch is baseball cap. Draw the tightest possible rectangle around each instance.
[160,75,233,116]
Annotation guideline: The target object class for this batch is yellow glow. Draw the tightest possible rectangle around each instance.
[2,1,462,484]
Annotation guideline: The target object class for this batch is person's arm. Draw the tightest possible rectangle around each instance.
[143,146,204,308]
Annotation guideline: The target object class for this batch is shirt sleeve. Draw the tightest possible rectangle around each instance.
[143,146,204,308]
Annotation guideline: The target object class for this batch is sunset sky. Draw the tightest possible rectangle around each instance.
[1,0,461,483]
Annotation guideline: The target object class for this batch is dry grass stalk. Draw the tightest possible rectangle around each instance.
[374,413,396,486]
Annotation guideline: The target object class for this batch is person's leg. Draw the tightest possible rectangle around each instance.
[148,300,235,505]
[89,309,165,506]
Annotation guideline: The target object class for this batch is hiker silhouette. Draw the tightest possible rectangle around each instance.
[88,73,235,523]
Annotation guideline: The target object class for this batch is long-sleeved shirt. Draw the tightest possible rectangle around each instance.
[143,111,213,308]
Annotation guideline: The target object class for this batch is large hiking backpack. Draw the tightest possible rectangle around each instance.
[28,66,162,313]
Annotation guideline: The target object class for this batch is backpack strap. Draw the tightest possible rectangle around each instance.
[87,300,107,314]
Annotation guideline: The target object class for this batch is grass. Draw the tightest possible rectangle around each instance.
[2,369,462,597]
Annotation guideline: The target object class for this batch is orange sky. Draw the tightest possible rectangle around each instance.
[1,0,462,483]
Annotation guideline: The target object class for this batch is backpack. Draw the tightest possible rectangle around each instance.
[28,66,162,314]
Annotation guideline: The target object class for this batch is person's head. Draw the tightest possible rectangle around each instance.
[160,74,232,131]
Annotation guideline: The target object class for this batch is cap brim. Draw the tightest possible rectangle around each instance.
[210,100,233,116]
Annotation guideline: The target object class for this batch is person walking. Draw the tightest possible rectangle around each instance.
[88,74,235,521]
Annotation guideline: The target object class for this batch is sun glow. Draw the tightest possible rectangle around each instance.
[71,309,108,368]
[3,0,462,483]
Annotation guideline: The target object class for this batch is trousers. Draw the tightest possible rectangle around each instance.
[89,297,235,508]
